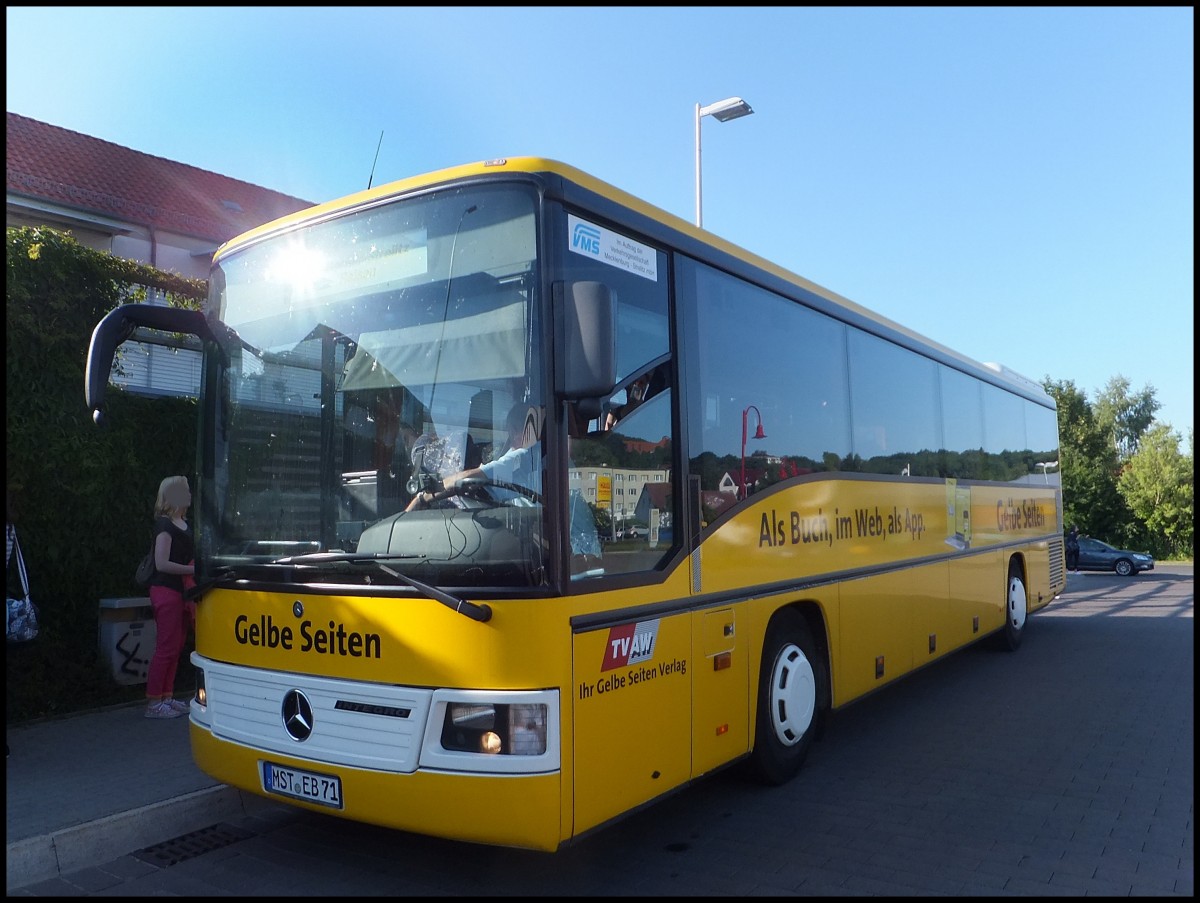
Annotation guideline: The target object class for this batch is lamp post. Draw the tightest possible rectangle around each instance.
[1035,461,1059,483]
[695,96,754,228]
[740,404,766,500]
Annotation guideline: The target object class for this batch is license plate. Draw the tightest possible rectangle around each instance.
[261,761,343,809]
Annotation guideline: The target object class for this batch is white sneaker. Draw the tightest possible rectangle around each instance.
[167,698,190,714]
[145,701,183,719]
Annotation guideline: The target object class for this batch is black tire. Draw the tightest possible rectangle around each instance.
[748,609,826,786]
[1114,559,1134,577]
[998,558,1028,651]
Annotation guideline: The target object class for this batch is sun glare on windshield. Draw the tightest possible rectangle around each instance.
[266,242,328,297]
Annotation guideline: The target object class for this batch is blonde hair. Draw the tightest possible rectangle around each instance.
[154,476,191,518]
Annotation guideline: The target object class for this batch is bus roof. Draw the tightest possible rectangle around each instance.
[213,156,1050,403]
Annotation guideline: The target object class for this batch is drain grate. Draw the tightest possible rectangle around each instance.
[132,822,255,868]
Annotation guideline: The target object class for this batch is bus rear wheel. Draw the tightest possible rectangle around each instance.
[999,559,1027,651]
[748,610,825,786]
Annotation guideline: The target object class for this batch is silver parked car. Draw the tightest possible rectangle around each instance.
[1076,537,1155,576]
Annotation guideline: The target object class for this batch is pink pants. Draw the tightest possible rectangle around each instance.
[146,585,191,699]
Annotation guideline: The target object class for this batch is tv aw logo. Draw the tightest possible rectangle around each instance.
[600,619,660,671]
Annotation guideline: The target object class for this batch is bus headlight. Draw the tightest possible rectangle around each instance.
[189,662,211,729]
[442,702,547,755]
[194,667,207,708]
[421,690,559,774]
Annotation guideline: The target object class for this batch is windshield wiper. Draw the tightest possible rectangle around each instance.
[184,558,337,600]
[183,566,237,603]
[274,551,492,622]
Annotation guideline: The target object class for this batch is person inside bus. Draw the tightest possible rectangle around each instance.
[406,403,602,571]
[406,403,541,509]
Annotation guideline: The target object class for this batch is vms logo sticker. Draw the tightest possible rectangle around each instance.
[571,222,601,256]
[601,619,659,671]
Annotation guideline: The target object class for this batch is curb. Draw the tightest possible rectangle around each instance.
[5,785,250,892]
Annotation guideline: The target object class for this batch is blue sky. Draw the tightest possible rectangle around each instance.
[7,7,1193,446]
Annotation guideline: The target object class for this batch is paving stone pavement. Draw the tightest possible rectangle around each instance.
[6,564,1193,895]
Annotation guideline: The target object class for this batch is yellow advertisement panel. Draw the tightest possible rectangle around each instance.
[596,474,611,506]
[700,475,1057,597]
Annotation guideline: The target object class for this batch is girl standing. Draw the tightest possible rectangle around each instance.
[144,476,195,719]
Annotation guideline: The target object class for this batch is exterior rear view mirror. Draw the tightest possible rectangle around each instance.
[556,280,616,403]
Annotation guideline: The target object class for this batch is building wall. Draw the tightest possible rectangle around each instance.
[569,465,667,524]
[8,203,206,398]
[8,114,312,401]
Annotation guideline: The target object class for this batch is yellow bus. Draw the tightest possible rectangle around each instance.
[86,156,1065,852]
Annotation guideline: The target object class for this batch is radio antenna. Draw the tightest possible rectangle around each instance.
[367,130,384,189]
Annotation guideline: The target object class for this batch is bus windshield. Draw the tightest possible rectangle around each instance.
[203,183,549,588]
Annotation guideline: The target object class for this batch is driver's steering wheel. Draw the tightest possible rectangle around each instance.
[445,476,542,506]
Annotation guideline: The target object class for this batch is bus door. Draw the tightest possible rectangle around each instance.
[570,612,691,834]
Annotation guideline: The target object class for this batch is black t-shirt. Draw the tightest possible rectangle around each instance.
[147,515,194,592]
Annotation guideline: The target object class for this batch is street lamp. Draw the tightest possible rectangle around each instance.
[740,404,766,500]
[1035,461,1059,483]
[694,96,754,228]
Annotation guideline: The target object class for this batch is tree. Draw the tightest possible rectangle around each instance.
[1044,378,1131,541]
[1118,423,1194,559]
[1045,374,1192,559]
[1094,375,1160,460]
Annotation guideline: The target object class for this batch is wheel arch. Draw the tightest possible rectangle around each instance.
[1008,551,1028,584]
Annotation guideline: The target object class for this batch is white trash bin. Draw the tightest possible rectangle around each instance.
[98,597,157,686]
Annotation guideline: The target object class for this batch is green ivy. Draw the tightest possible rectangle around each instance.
[7,226,205,721]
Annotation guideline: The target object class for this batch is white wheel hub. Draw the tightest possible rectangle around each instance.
[1007,576,1027,632]
[769,643,816,747]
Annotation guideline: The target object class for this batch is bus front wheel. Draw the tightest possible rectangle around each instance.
[748,610,825,786]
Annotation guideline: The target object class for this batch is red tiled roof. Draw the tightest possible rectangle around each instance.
[640,482,672,508]
[623,436,671,455]
[6,112,314,244]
